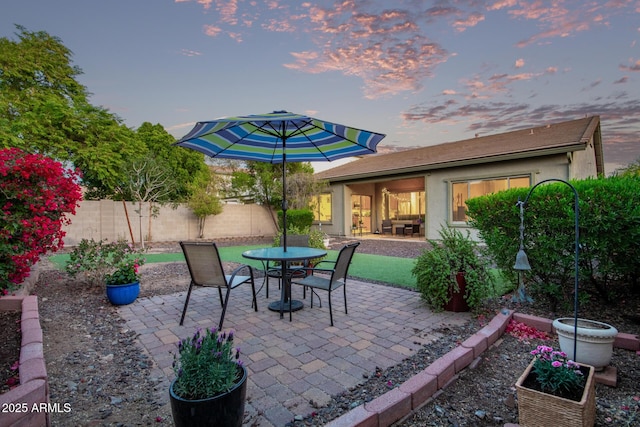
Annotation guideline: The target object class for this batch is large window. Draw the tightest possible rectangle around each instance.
[452,176,530,222]
[310,193,332,223]
[384,190,425,220]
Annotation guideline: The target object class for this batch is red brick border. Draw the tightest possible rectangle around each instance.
[326,309,639,427]
[0,294,49,427]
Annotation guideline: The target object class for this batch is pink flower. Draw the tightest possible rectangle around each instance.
[551,361,562,368]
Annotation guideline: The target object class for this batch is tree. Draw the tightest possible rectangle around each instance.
[229,161,320,230]
[187,170,223,238]
[616,157,640,177]
[286,165,328,210]
[0,26,147,199]
[120,155,175,248]
[135,122,209,202]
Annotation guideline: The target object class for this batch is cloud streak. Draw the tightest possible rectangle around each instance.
[175,0,639,162]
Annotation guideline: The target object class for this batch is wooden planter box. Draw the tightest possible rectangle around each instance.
[515,358,596,427]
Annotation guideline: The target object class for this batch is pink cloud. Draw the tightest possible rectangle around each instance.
[203,24,222,37]
[262,19,297,32]
[620,58,640,71]
[501,0,636,47]
[180,49,202,57]
[453,12,485,32]
[176,0,639,101]
[175,0,213,10]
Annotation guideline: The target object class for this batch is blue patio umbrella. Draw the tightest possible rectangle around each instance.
[175,111,385,250]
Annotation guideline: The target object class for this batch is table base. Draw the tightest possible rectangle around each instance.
[268,300,304,312]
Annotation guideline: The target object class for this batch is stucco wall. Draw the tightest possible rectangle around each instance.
[62,200,278,246]
[322,152,586,241]
[571,137,599,179]
[425,155,571,240]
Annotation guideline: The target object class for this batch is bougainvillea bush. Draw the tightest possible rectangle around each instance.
[0,148,82,292]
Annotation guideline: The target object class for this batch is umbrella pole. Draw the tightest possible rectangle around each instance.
[282,136,287,251]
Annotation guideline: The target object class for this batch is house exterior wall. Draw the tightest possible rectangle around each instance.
[61,200,278,246]
[320,152,583,241]
[425,154,571,240]
[570,137,599,179]
[316,184,346,237]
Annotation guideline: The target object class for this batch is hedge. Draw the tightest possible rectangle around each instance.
[466,175,640,310]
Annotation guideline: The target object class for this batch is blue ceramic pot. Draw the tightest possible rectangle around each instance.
[106,281,140,305]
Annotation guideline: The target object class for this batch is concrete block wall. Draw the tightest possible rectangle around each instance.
[61,200,278,246]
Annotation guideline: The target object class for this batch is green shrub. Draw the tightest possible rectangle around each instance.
[272,225,327,265]
[467,176,640,309]
[277,209,314,231]
[412,226,494,311]
[65,238,146,286]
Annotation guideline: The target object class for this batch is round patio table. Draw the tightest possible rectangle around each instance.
[242,246,327,321]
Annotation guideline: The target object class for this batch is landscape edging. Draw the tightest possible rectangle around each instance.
[0,267,49,427]
[326,309,640,427]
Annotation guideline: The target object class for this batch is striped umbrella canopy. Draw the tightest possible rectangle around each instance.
[175,111,386,249]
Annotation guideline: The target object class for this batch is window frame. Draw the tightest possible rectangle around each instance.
[450,174,532,224]
[311,192,333,224]
[384,190,425,221]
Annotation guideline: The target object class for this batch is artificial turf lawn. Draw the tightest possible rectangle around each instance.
[48,244,418,288]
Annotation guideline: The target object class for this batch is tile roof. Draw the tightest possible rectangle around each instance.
[316,116,602,181]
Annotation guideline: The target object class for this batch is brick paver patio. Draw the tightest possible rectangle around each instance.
[119,276,471,426]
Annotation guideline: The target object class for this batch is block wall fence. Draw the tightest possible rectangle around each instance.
[61,200,279,246]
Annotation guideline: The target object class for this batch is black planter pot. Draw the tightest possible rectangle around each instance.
[169,365,248,427]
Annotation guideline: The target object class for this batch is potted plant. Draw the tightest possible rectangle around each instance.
[552,318,618,371]
[412,225,494,312]
[104,256,144,305]
[65,238,145,305]
[170,327,247,427]
[516,344,596,427]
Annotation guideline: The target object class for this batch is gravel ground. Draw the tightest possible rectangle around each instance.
[1,236,638,426]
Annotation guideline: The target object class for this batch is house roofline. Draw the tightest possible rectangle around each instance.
[324,144,587,183]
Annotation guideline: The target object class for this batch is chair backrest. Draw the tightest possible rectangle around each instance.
[280,234,309,247]
[330,242,360,288]
[180,241,227,288]
[382,219,392,226]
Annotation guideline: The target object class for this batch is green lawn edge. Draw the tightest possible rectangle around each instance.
[48,245,418,288]
[49,245,507,292]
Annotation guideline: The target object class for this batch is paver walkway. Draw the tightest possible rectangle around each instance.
[119,276,470,426]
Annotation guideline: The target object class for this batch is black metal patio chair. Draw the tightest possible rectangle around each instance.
[290,242,360,326]
[179,241,257,329]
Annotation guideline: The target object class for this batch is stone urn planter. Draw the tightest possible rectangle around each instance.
[552,318,618,370]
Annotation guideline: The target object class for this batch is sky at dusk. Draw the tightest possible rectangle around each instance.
[2,0,639,174]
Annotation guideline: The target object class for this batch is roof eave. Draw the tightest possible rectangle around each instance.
[322,144,586,183]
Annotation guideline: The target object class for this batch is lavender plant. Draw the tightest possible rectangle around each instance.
[172,327,243,400]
